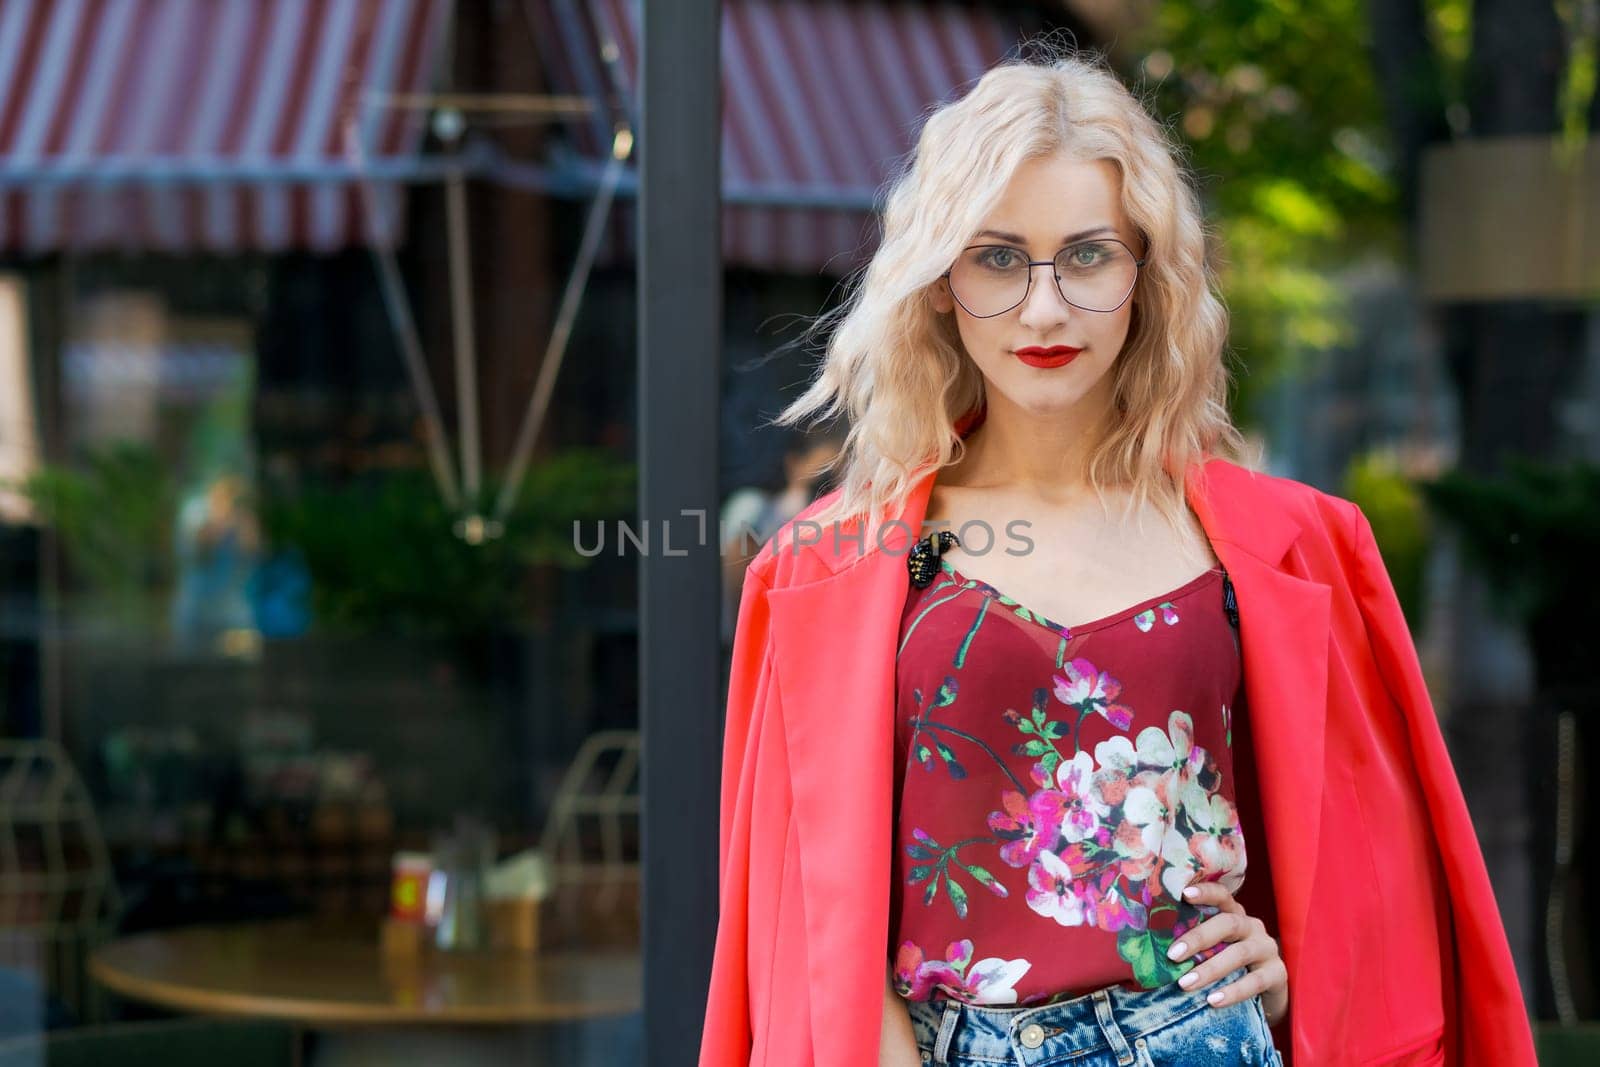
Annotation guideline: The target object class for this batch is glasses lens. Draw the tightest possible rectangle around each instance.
[1053,240,1138,312]
[947,245,1031,317]
[946,241,1140,316]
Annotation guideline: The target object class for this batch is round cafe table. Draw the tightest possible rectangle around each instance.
[88,918,642,1065]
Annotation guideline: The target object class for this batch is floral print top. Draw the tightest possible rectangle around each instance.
[891,553,1246,1007]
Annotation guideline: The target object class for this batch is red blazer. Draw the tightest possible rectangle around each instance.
[699,454,1535,1067]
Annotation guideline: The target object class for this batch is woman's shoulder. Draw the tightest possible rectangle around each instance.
[1196,455,1370,573]
[742,485,869,589]
[1200,455,1360,525]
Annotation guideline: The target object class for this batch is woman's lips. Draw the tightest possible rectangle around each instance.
[1014,345,1082,368]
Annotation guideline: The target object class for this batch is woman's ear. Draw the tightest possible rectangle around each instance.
[931,276,955,314]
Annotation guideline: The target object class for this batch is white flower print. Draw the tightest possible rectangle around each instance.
[1025,849,1089,927]
[963,956,1033,1004]
[1055,750,1110,844]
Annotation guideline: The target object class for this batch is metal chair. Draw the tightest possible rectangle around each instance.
[0,741,121,1026]
[537,729,640,940]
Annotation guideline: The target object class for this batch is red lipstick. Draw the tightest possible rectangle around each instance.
[1014,345,1082,369]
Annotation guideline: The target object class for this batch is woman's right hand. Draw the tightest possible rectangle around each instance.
[881,964,926,1066]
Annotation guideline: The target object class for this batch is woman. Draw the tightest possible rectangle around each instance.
[699,50,1535,1067]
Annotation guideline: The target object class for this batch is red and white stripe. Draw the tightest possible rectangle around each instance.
[526,0,1018,276]
[0,0,450,255]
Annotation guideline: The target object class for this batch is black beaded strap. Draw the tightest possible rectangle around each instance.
[907,530,960,588]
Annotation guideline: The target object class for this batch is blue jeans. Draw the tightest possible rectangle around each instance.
[903,964,1282,1066]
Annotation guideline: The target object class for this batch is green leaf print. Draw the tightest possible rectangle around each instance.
[946,876,969,919]
[934,678,959,707]
[963,864,1009,899]
[934,741,968,779]
[1116,925,1192,989]
[907,834,1001,919]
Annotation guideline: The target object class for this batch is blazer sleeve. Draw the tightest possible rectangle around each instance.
[1344,501,1537,1066]
[698,561,777,1066]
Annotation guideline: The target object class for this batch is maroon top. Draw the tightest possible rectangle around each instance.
[890,551,1247,1006]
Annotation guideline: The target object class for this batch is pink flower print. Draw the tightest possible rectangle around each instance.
[1159,603,1180,625]
[1028,759,1054,790]
[1053,659,1134,730]
[1084,876,1146,932]
[1050,845,1145,932]
[1025,849,1089,927]
[1055,750,1110,844]
[897,939,1033,1006]
[988,787,1068,868]
[1053,839,1096,878]
[894,941,953,999]
[1133,608,1156,632]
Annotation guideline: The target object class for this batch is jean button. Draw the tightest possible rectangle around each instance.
[1019,1023,1046,1049]
[920,1053,931,1063]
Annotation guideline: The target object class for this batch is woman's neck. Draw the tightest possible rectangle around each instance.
[947,393,1116,502]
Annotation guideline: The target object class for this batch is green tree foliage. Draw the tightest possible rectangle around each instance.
[1130,0,1403,419]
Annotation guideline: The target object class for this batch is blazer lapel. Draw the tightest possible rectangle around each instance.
[765,457,1329,1059]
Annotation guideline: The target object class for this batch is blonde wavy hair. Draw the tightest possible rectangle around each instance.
[768,43,1251,539]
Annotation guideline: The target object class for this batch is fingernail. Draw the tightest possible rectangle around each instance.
[1183,886,1199,898]
[1179,972,1196,988]
[1207,990,1223,1004]
[1166,941,1187,960]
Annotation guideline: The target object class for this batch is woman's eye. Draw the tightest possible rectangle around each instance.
[981,248,1021,269]
[1071,247,1101,266]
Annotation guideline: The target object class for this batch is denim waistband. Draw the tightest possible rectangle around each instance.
[905,964,1251,1065]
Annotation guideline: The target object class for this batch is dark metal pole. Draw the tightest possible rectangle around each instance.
[638,3,721,1066]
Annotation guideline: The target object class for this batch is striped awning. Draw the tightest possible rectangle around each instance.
[528,0,1023,275]
[0,0,451,256]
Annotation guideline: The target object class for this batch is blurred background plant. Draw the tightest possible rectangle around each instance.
[8,440,176,629]
[1342,448,1431,630]
[1418,458,1600,696]
[258,448,636,639]
[7,443,635,643]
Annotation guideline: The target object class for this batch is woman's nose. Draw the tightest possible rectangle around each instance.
[1017,262,1073,329]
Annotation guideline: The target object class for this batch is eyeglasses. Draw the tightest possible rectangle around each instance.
[942,237,1147,317]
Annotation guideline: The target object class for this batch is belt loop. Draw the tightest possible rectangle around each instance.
[1091,988,1137,1065]
[933,999,961,1064]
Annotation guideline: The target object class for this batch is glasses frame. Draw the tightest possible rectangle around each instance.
[942,237,1149,318]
